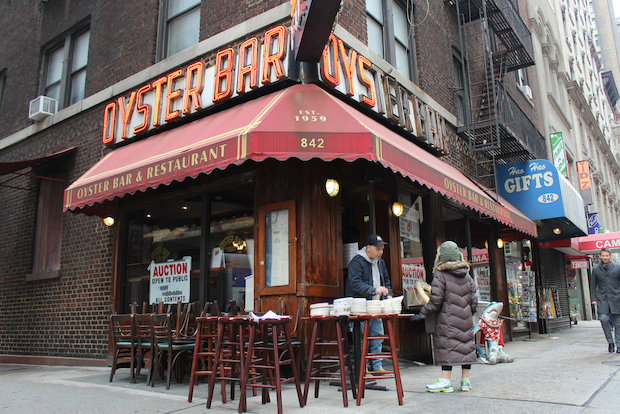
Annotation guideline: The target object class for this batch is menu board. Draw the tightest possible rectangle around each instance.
[265,208,289,286]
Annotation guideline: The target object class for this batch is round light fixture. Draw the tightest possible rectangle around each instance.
[103,217,115,227]
[392,202,404,217]
[553,227,562,235]
[325,178,340,197]
[496,238,504,248]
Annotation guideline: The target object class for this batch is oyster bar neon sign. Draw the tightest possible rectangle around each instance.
[101,25,288,146]
[318,33,449,154]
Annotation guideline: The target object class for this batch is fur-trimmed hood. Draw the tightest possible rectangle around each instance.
[433,260,470,274]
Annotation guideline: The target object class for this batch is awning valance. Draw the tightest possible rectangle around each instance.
[64,84,537,237]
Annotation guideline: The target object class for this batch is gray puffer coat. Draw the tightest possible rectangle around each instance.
[421,260,478,366]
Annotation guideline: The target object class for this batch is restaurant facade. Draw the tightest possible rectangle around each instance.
[0,0,543,364]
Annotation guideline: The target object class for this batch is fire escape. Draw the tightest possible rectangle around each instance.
[448,0,544,190]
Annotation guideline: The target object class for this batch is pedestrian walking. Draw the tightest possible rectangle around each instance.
[410,241,478,392]
[590,248,620,353]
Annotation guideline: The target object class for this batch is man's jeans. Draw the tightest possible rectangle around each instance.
[365,318,384,370]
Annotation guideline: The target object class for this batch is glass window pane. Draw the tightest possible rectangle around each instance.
[167,7,200,56]
[69,69,86,104]
[46,47,64,87]
[265,209,288,287]
[71,31,90,72]
[395,41,409,76]
[393,3,409,45]
[208,185,254,306]
[45,83,60,101]
[365,0,383,24]
[122,196,203,312]
[168,0,200,18]
[367,18,384,58]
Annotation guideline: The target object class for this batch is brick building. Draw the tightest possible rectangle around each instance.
[0,0,546,364]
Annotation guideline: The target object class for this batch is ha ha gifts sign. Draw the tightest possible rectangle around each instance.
[149,256,192,304]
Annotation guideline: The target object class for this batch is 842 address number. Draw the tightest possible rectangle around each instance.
[300,138,325,149]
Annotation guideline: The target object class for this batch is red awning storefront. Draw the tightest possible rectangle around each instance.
[64,84,537,237]
[539,232,620,254]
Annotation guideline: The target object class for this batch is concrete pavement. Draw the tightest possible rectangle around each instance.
[2,320,620,413]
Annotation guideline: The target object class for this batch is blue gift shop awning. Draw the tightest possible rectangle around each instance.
[495,159,587,241]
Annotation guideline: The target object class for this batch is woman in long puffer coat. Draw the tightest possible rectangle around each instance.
[413,241,478,393]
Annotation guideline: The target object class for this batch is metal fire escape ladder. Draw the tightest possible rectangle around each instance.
[452,0,537,190]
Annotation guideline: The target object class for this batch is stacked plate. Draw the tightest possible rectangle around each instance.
[310,302,330,316]
[366,300,382,315]
[351,298,367,315]
[333,297,352,315]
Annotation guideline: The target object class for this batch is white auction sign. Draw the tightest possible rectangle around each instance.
[149,256,192,304]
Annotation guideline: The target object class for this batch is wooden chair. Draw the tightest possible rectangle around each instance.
[187,315,222,402]
[109,314,138,383]
[134,313,153,384]
[150,313,195,389]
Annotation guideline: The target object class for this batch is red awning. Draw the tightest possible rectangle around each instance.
[0,147,76,175]
[576,232,620,254]
[539,232,620,254]
[64,84,537,237]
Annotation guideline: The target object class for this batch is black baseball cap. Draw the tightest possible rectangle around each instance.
[367,234,387,247]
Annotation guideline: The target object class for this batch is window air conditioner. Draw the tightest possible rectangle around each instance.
[29,95,58,121]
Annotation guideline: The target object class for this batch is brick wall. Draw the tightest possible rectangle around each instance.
[0,107,114,359]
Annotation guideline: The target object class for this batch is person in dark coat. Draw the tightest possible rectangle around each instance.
[411,241,477,392]
[345,234,392,372]
[590,248,620,353]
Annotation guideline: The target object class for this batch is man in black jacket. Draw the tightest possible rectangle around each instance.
[346,234,393,372]
[590,248,620,353]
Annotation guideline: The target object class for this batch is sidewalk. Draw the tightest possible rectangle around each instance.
[2,320,620,413]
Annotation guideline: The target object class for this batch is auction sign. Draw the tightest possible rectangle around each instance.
[149,256,192,304]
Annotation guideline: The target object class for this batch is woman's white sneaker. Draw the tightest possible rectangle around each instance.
[460,378,472,391]
[426,378,454,393]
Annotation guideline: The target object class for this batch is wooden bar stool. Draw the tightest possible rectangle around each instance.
[355,314,404,406]
[206,316,250,409]
[238,317,304,414]
[188,316,220,402]
[303,314,357,407]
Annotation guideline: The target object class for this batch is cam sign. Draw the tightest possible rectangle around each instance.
[149,256,192,304]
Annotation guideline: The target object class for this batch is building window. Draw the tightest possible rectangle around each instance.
[366,0,417,82]
[161,0,201,59]
[42,28,90,109]
[0,69,6,115]
[453,54,467,125]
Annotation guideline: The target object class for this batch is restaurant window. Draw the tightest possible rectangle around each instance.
[366,0,417,82]
[397,190,425,307]
[42,28,90,109]
[123,195,203,312]
[207,185,255,310]
[26,171,67,281]
[120,181,255,313]
[159,0,201,59]
[0,68,6,116]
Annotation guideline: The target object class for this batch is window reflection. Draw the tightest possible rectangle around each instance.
[123,197,202,312]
